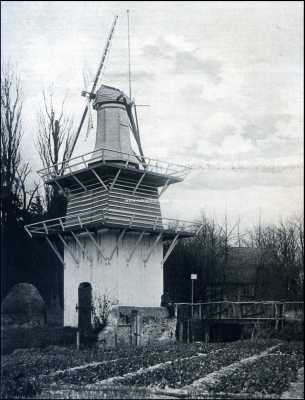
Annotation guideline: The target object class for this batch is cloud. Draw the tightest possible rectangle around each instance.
[140,36,223,84]
[184,167,303,192]
[105,70,156,82]
[173,53,223,83]
[141,43,173,60]
[242,113,292,143]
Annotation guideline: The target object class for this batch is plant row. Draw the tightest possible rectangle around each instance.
[208,342,304,396]
[108,340,276,389]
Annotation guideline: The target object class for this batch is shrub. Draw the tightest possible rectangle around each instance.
[91,294,112,334]
[1,371,41,399]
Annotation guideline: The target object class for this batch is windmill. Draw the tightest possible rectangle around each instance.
[25,13,201,344]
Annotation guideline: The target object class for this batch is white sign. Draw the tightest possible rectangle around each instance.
[191,274,197,280]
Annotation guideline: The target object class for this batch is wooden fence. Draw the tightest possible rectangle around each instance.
[174,301,304,323]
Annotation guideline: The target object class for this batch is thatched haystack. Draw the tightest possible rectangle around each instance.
[1,283,46,328]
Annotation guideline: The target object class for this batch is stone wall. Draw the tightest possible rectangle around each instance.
[98,306,177,349]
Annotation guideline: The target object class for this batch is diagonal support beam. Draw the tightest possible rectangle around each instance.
[109,228,127,261]
[43,222,49,234]
[110,169,121,190]
[78,216,83,228]
[84,228,108,262]
[159,179,170,198]
[195,224,204,235]
[70,231,93,263]
[162,233,180,265]
[46,237,65,266]
[143,232,163,265]
[71,231,85,254]
[24,226,33,238]
[70,170,87,191]
[91,168,108,190]
[132,172,146,195]
[59,218,65,231]
[127,231,145,264]
[58,233,79,265]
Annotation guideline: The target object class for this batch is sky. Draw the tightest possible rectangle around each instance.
[1,1,304,233]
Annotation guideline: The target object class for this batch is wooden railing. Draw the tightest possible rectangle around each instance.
[37,147,191,182]
[24,212,201,238]
[174,301,304,322]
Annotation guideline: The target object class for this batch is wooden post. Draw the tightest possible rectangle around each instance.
[76,331,80,350]
[187,320,190,343]
[275,303,279,330]
[178,321,183,342]
[204,323,210,343]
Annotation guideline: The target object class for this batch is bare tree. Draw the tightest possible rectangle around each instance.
[36,90,73,214]
[246,216,304,300]
[1,64,39,224]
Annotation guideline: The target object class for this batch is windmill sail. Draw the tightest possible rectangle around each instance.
[67,15,118,159]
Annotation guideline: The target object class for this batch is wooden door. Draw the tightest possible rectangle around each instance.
[78,282,92,338]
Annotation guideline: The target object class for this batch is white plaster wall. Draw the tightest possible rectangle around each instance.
[63,231,163,327]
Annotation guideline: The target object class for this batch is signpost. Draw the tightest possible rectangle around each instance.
[191,274,197,318]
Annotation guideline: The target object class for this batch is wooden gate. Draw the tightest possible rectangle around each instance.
[131,310,141,346]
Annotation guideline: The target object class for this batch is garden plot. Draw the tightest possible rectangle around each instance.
[41,342,225,386]
[203,342,304,398]
[1,340,303,399]
[93,340,275,389]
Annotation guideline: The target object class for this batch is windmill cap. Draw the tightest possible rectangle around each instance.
[94,84,132,109]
